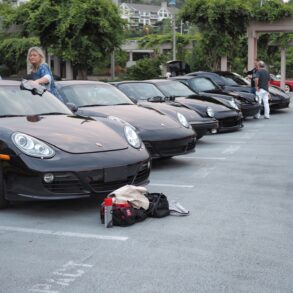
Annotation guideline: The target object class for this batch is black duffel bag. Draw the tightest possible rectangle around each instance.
[145,192,170,218]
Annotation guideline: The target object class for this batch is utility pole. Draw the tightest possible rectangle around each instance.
[169,0,177,60]
[111,0,119,80]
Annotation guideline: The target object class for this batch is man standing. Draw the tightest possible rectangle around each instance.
[254,60,271,119]
[246,59,260,94]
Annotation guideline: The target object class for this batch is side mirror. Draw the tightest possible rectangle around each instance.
[66,102,78,113]
[147,96,165,103]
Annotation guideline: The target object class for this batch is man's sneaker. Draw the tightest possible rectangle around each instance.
[264,116,270,119]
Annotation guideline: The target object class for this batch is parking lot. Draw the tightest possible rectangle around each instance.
[1,103,293,293]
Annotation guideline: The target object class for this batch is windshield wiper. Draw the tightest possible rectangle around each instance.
[0,114,26,118]
[38,112,67,116]
[78,104,104,108]
[115,103,132,105]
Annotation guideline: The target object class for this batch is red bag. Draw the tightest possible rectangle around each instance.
[100,201,147,227]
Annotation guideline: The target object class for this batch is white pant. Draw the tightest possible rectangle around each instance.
[255,88,270,119]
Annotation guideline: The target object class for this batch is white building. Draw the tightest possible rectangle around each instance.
[119,1,177,29]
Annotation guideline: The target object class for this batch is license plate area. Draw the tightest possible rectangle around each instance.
[104,166,128,182]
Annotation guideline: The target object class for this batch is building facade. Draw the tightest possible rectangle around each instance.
[119,2,177,29]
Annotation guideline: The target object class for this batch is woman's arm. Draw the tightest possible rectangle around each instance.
[34,64,52,85]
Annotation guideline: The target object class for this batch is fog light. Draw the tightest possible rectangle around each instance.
[211,129,217,134]
[44,173,54,183]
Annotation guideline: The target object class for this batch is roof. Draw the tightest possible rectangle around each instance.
[171,76,195,80]
[122,3,178,14]
[56,80,109,87]
[0,80,20,86]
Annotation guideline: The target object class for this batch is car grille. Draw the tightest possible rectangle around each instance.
[134,161,150,184]
[144,142,156,156]
[89,177,134,193]
[43,173,86,194]
[144,138,196,158]
[219,116,242,128]
[42,161,150,195]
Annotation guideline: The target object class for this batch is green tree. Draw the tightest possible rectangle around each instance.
[126,56,165,79]
[10,0,126,79]
[138,33,199,61]
[180,0,293,71]
[0,37,40,75]
[180,0,252,70]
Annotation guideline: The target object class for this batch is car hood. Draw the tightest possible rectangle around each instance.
[77,105,181,130]
[176,97,230,112]
[137,100,205,122]
[269,86,290,99]
[1,115,128,154]
[223,85,252,93]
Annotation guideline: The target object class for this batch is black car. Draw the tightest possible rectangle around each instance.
[142,79,243,132]
[225,72,291,111]
[171,75,260,118]
[191,71,290,111]
[57,81,196,159]
[0,80,151,208]
[268,85,291,110]
[113,81,219,139]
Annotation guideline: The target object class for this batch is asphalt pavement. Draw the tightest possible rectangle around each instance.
[0,100,293,293]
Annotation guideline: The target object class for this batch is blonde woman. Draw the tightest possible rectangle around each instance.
[27,46,62,100]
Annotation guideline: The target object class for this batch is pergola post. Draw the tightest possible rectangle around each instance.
[247,30,258,71]
[280,47,286,90]
[53,56,61,77]
[247,18,293,85]
[65,61,73,80]
[221,56,227,71]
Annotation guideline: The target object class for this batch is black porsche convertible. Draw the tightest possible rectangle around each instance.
[140,79,243,132]
[112,81,219,139]
[0,80,151,208]
[57,81,197,159]
[171,75,260,118]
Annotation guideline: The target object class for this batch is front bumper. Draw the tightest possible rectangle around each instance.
[4,150,150,201]
[144,136,196,158]
[215,111,243,132]
[190,120,219,138]
[270,98,290,110]
[241,103,261,118]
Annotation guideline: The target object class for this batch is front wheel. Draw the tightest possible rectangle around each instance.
[0,166,9,209]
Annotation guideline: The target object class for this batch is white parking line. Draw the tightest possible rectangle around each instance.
[0,226,128,241]
[149,183,194,188]
[180,156,227,160]
[222,145,241,155]
[213,141,247,144]
[240,132,256,139]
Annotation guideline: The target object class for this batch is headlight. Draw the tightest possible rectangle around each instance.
[108,115,136,130]
[12,132,55,158]
[124,125,141,149]
[177,112,190,128]
[229,99,239,110]
[254,96,259,102]
[206,107,214,118]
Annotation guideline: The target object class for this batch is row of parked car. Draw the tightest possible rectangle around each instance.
[0,71,291,208]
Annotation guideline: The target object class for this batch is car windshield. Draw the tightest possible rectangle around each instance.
[156,81,195,97]
[118,83,164,100]
[59,84,134,107]
[221,75,247,86]
[189,77,218,92]
[0,85,72,117]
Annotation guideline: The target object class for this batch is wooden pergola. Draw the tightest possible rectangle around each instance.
[247,18,293,90]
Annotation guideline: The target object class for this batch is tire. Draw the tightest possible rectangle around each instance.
[0,165,9,209]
